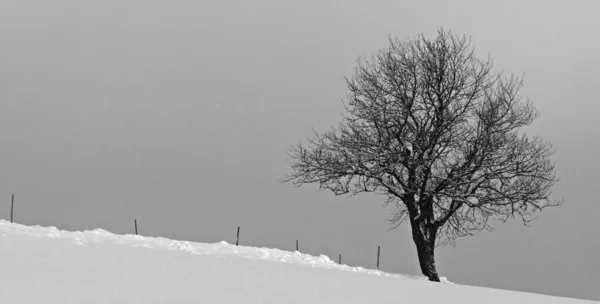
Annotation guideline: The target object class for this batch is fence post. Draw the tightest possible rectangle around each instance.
[236,226,240,246]
[376,245,381,270]
[296,240,298,251]
[10,194,14,223]
[339,253,341,264]
[134,219,138,235]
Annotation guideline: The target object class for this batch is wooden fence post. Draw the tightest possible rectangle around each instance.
[296,240,298,251]
[236,226,240,246]
[134,219,138,235]
[339,253,342,264]
[376,245,381,270]
[10,194,14,223]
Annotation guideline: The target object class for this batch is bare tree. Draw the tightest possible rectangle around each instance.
[283,28,559,281]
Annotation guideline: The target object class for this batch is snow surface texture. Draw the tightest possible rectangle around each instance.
[0,220,596,303]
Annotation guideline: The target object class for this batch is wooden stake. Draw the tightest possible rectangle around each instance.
[339,253,342,264]
[10,194,14,223]
[376,245,381,270]
[134,219,138,235]
[296,240,298,251]
[236,226,240,246]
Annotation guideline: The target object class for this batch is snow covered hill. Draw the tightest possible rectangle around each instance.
[0,220,596,303]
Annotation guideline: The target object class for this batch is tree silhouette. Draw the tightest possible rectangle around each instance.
[283,28,560,281]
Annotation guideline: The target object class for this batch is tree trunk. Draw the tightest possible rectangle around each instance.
[410,221,440,282]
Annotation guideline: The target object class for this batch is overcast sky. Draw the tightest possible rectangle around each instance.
[1,0,599,301]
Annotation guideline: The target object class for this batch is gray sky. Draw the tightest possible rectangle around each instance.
[1,0,599,301]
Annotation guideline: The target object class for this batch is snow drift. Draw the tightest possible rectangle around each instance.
[0,220,595,303]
